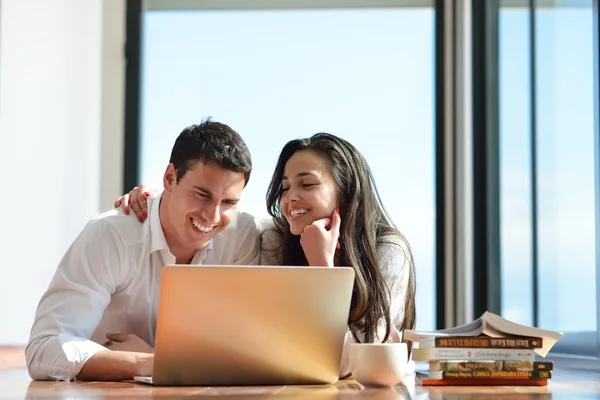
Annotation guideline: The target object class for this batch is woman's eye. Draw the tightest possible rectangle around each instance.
[281,187,289,192]
[302,184,315,188]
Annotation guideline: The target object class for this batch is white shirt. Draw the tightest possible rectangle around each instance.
[258,219,412,378]
[26,194,261,381]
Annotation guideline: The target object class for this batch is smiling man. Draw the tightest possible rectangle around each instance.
[26,120,260,381]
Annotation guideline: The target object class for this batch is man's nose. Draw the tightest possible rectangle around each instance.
[202,203,221,225]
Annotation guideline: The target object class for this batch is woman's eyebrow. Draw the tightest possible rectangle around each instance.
[282,172,318,180]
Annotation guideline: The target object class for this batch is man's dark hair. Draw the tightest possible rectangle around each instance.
[169,118,252,186]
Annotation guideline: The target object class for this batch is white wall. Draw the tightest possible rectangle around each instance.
[0,0,125,345]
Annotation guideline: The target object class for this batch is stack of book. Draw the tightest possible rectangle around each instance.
[405,312,563,386]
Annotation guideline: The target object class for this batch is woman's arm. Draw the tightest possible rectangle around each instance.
[377,238,414,336]
[338,239,414,377]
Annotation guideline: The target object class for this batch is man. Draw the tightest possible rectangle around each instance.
[26,120,260,381]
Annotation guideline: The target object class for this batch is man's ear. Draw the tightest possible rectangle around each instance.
[163,163,177,192]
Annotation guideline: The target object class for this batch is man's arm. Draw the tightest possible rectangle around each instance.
[25,218,148,381]
[77,351,153,381]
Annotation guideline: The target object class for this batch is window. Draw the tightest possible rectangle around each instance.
[499,4,534,326]
[499,0,596,356]
[138,3,437,330]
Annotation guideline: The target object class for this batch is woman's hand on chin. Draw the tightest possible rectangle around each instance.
[299,209,341,267]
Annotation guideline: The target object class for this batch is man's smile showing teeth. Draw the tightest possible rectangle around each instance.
[290,208,309,217]
[191,218,214,233]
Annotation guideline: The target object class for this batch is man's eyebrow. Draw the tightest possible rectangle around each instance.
[192,186,212,196]
[282,172,317,180]
[192,186,240,202]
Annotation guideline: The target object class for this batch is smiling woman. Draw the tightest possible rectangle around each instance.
[260,133,416,377]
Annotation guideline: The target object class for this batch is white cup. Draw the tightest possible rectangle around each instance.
[349,343,409,387]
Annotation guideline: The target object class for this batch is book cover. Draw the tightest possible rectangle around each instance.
[416,376,549,387]
[412,347,536,361]
[426,370,552,380]
[418,336,543,349]
[425,394,551,400]
[428,360,553,372]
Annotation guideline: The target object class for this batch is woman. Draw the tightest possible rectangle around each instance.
[116,133,416,376]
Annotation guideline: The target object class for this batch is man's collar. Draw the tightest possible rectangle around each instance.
[149,192,169,254]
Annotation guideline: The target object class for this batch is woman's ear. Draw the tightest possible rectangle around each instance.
[163,163,177,192]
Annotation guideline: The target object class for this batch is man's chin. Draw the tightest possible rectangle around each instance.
[190,232,215,249]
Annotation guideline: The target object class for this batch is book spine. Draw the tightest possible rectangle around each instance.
[429,360,553,372]
[412,347,536,361]
[427,336,543,349]
[417,378,549,387]
[504,360,553,371]
[440,370,551,380]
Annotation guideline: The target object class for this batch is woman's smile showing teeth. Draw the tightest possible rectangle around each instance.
[290,208,309,220]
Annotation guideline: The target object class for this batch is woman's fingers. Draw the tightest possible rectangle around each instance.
[129,187,145,221]
[121,194,131,215]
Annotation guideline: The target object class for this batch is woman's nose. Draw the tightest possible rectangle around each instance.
[286,186,300,201]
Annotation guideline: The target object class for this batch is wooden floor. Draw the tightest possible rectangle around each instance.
[3,347,600,399]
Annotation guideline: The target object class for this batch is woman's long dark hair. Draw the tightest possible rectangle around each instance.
[264,133,416,344]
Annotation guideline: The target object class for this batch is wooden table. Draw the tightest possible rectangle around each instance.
[3,347,600,399]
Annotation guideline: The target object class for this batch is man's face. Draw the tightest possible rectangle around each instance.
[162,160,246,254]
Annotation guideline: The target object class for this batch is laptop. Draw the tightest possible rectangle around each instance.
[133,265,355,386]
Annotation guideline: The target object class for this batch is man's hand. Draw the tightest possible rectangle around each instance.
[300,208,341,267]
[104,333,154,354]
[77,350,154,381]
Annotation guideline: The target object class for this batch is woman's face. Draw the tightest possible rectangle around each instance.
[280,150,339,235]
